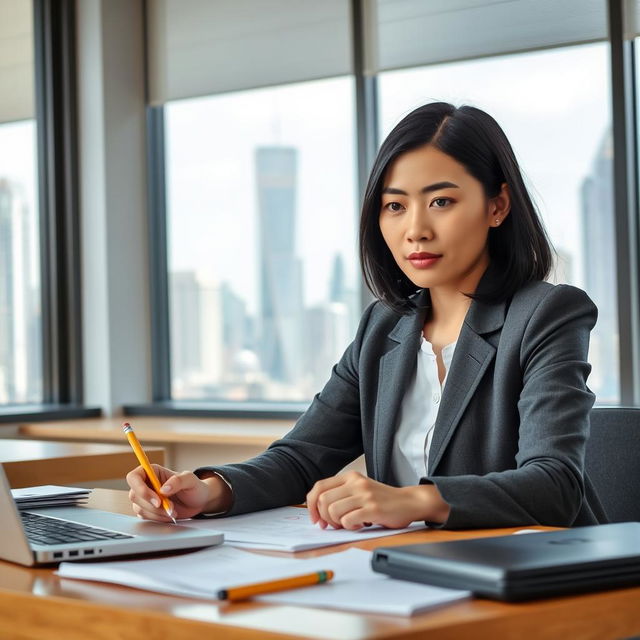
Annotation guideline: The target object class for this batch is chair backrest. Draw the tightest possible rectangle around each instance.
[585,407,640,523]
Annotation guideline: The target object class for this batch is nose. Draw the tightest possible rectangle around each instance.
[406,204,433,242]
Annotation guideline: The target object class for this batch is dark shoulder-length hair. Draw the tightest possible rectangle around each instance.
[359,102,553,314]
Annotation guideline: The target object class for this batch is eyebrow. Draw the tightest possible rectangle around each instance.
[382,181,460,195]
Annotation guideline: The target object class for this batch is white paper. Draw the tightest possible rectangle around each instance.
[180,506,426,551]
[11,485,90,499]
[11,485,91,509]
[512,529,543,535]
[60,546,284,599]
[57,546,470,616]
[255,548,472,616]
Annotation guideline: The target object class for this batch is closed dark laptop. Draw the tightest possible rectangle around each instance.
[372,523,640,601]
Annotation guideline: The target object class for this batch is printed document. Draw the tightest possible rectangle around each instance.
[58,546,470,616]
[181,506,425,551]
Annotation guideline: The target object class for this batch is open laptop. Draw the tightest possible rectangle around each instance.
[0,466,223,566]
[372,522,640,601]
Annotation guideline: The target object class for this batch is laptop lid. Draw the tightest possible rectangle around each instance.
[0,465,223,566]
[372,523,640,601]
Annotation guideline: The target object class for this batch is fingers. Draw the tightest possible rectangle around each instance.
[126,465,160,503]
[126,464,172,494]
[307,475,347,524]
[315,486,356,528]
[127,484,172,520]
[339,508,375,531]
[126,464,177,521]
[323,495,364,529]
[130,499,175,523]
[159,470,202,498]
[307,471,371,529]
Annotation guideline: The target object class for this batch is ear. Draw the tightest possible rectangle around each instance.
[488,183,511,228]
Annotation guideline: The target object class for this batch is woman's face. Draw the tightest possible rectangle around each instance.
[379,144,509,293]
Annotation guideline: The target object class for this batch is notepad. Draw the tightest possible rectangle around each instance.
[11,485,91,510]
[180,506,426,551]
[57,546,470,616]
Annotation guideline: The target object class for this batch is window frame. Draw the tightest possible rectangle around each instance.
[131,0,640,418]
[608,0,640,404]
[0,0,100,423]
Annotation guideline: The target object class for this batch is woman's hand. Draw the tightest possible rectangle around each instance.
[306,471,450,530]
[126,464,231,522]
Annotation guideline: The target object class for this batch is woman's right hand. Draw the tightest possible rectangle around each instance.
[125,464,231,522]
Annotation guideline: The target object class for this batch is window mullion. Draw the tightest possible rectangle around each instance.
[33,0,82,405]
[607,0,640,404]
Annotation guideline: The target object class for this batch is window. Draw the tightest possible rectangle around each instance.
[0,0,42,405]
[143,0,639,412]
[378,43,617,402]
[164,78,358,402]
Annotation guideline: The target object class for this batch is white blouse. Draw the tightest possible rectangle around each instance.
[391,337,457,486]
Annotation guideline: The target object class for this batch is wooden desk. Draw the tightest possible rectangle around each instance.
[0,439,164,488]
[0,490,638,640]
[18,416,294,447]
[18,416,295,470]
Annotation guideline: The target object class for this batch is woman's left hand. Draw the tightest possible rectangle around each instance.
[306,471,450,530]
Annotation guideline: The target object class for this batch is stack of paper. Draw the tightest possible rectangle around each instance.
[181,506,426,551]
[58,546,471,617]
[11,485,91,510]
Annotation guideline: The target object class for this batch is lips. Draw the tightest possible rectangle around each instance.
[407,252,442,269]
[408,252,441,260]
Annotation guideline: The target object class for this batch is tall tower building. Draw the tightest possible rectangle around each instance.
[329,253,346,303]
[255,147,304,386]
[0,178,37,403]
[0,180,14,402]
[169,270,223,397]
[580,128,617,401]
[170,271,202,394]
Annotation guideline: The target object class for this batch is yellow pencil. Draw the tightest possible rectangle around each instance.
[217,570,334,601]
[122,422,176,524]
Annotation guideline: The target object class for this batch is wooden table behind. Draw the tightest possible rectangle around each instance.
[18,416,295,471]
[0,439,164,487]
[0,490,639,640]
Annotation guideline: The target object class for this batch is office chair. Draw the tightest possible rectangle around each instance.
[585,407,640,523]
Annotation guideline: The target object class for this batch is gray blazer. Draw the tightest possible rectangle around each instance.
[197,268,607,529]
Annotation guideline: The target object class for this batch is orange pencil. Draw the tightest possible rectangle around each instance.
[122,422,176,524]
[217,570,334,601]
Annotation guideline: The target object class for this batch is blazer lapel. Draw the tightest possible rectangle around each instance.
[427,292,507,476]
[373,294,427,483]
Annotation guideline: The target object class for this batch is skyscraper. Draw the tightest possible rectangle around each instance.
[0,178,39,403]
[580,128,617,401]
[169,270,223,397]
[255,147,304,387]
[329,253,346,304]
[170,271,201,392]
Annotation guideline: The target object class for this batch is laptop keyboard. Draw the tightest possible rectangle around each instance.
[21,512,134,546]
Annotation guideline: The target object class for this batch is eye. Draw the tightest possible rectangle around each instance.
[431,197,452,208]
[383,201,405,214]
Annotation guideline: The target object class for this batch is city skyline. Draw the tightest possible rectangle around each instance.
[0,177,41,404]
[168,144,357,401]
[167,117,618,403]
[0,42,621,403]
[0,118,620,404]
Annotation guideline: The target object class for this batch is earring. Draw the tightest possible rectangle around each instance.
[494,218,500,226]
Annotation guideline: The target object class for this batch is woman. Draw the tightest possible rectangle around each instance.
[127,102,606,530]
